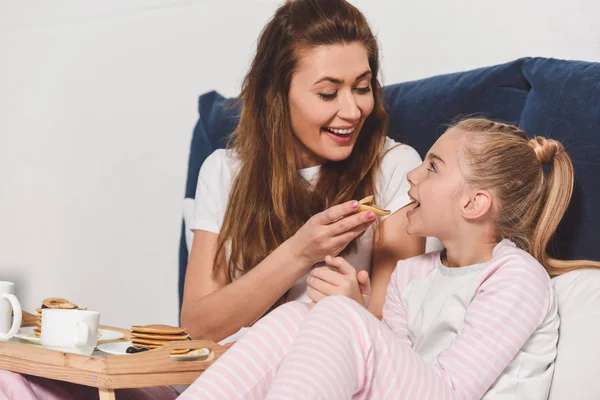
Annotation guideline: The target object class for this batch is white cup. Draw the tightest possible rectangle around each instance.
[41,309,100,355]
[0,281,22,341]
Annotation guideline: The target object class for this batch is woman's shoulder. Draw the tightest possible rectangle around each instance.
[201,148,241,176]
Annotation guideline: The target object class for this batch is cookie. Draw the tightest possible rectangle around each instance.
[357,195,390,216]
[170,348,191,355]
[43,297,78,309]
[131,332,190,341]
[130,325,186,335]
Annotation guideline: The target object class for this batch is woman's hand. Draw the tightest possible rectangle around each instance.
[306,255,372,308]
[287,200,376,268]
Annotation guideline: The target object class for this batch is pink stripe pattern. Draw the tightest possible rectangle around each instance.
[179,240,558,399]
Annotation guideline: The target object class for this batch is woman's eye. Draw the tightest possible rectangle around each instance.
[427,162,437,172]
[355,86,371,94]
[319,93,337,101]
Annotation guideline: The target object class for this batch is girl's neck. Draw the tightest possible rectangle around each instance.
[440,235,498,268]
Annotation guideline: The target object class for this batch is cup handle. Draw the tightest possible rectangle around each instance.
[75,322,89,346]
[0,294,22,340]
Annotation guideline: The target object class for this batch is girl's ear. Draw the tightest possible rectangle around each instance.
[461,190,493,220]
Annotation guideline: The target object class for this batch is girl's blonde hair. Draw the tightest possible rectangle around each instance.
[455,118,600,276]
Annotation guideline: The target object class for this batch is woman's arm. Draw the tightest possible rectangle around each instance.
[369,204,425,319]
[181,202,375,342]
[181,230,311,342]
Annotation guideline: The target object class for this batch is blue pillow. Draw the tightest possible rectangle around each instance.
[384,58,530,157]
[519,58,600,262]
[184,91,239,199]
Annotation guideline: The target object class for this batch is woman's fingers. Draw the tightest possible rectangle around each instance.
[330,210,376,236]
[332,221,374,250]
[315,200,360,225]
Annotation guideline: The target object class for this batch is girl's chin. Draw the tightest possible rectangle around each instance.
[406,223,427,238]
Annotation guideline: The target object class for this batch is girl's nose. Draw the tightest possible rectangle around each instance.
[407,166,419,187]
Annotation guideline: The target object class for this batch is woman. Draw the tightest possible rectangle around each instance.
[181,0,424,343]
[0,1,423,399]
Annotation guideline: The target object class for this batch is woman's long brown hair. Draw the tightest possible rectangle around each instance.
[215,0,388,282]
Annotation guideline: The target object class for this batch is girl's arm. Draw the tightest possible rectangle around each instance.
[382,253,435,347]
[433,260,555,399]
[369,204,424,319]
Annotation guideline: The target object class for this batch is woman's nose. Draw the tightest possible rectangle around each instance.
[337,92,361,121]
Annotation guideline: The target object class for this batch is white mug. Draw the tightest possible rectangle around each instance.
[0,281,22,341]
[41,309,100,355]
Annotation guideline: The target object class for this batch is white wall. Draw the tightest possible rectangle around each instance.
[1,0,598,328]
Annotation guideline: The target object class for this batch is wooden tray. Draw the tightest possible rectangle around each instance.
[0,311,227,400]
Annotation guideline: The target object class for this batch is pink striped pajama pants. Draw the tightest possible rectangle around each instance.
[179,296,459,400]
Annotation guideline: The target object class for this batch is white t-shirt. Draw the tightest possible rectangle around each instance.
[190,137,422,302]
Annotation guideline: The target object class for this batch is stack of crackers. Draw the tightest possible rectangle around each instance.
[129,324,192,355]
[35,297,83,338]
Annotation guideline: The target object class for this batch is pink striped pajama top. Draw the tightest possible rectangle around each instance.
[383,239,559,399]
[180,239,559,399]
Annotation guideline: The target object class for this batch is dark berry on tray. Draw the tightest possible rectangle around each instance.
[126,346,149,354]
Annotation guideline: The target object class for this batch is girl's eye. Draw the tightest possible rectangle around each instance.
[319,93,337,101]
[355,86,371,94]
[427,162,437,172]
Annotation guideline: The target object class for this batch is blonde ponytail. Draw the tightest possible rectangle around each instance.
[456,119,600,276]
[528,137,600,275]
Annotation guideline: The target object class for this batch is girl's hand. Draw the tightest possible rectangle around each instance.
[306,255,372,308]
[287,201,376,268]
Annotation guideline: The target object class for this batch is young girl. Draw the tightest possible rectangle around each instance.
[179,118,600,399]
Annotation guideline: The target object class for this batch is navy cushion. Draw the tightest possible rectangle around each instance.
[178,57,600,310]
[179,92,239,309]
[384,58,530,156]
[518,58,600,262]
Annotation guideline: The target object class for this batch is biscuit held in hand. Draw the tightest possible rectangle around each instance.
[357,195,390,216]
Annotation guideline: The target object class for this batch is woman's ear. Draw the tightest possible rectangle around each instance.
[461,190,493,220]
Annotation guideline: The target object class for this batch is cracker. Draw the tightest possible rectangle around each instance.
[132,337,186,346]
[131,332,190,341]
[130,324,186,335]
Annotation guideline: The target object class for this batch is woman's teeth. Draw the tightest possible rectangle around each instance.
[324,127,354,137]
